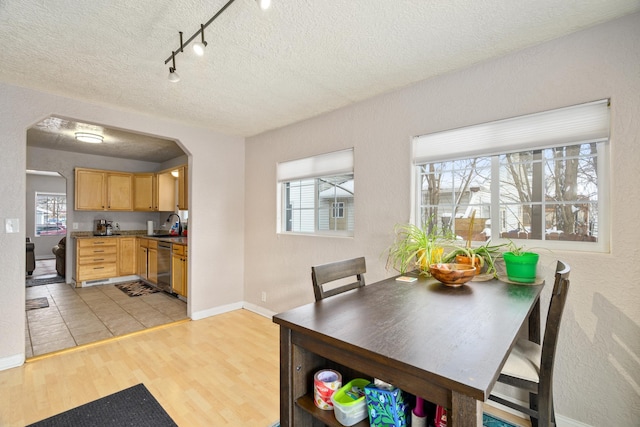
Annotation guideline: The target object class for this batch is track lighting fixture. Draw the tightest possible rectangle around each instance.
[164,0,271,81]
[193,24,208,56]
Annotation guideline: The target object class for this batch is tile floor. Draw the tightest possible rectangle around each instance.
[25,259,187,358]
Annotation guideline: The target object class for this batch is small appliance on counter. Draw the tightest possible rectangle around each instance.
[94,219,113,236]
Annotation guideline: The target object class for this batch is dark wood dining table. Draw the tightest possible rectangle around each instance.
[273,272,544,427]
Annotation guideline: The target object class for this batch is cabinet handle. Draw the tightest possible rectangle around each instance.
[94,250,105,253]
[94,258,104,261]
[93,267,104,270]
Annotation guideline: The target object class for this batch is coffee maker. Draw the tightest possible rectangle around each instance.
[94,219,112,236]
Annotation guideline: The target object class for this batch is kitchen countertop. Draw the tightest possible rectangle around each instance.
[72,232,187,245]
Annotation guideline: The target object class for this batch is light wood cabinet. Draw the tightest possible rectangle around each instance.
[117,237,137,276]
[74,238,118,283]
[156,172,176,212]
[177,165,188,210]
[133,173,156,211]
[75,168,133,211]
[171,243,187,297]
[137,239,149,280]
[147,240,158,284]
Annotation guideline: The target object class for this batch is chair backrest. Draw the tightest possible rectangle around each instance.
[539,260,571,402]
[311,257,366,301]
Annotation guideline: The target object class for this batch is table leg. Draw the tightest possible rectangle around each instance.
[450,391,482,427]
[528,298,541,344]
[279,327,293,427]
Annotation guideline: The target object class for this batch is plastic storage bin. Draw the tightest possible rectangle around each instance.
[331,378,371,426]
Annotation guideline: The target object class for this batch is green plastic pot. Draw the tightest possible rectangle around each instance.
[503,251,539,283]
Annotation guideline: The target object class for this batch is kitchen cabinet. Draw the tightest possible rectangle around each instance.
[117,237,137,276]
[147,239,158,284]
[171,243,187,297]
[137,238,149,280]
[133,173,156,211]
[156,172,176,211]
[75,168,133,211]
[74,238,118,283]
[177,165,188,210]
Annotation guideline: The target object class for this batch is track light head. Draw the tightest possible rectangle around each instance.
[256,0,271,10]
[168,51,180,82]
[193,25,208,56]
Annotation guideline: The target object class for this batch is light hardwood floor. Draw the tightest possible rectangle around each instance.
[2,308,529,426]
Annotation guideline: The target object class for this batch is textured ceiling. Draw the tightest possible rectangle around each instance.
[1,0,639,143]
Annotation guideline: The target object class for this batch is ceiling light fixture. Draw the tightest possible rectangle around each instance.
[193,24,208,56]
[164,0,271,80]
[75,132,104,144]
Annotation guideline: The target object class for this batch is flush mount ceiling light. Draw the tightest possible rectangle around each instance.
[164,0,271,81]
[75,132,103,144]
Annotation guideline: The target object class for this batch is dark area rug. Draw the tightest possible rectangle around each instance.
[26,297,49,311]
[116,281,161,297]
[25,275,65,287]
[27,383,177,427]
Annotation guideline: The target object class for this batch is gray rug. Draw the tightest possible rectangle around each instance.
[26,383,177,427]
[26,297,49,311]
[25,275,65,287]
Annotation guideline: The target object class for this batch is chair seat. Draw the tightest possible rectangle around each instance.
[501,339,542,383]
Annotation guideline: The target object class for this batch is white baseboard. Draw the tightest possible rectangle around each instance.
[0,353,25,371]
[486,392,591,427]
[242,302,277,319]
[191,301,243,320]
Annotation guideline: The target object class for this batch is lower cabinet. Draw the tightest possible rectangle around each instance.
[171,244,187,297]
[118,237,137,276]
[75,238,118,283]
[137,238,149,280]
[147,240,158,284]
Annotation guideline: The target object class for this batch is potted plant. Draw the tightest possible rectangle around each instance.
[386,223,452,275]
[441,241,505,277]
[502,240,539,283]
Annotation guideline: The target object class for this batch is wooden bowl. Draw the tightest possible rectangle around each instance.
[429,263,476,286]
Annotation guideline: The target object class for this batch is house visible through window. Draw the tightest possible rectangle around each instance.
[277,149,354,236]
[35,192,67,236]
[412,100,610,252]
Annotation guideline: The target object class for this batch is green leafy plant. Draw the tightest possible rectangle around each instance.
[442,241,506,277]
[386,222,453,275]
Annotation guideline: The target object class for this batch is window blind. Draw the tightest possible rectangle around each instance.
[277,148,354,182]
[413,99,610,164]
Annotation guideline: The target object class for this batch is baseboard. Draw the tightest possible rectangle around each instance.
[191,301,243,320]
[0,353,25,371]
[486,392,591,427]
[242,302,277,319]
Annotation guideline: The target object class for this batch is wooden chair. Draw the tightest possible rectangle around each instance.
[489,260,571,427]
[311,257,366,301]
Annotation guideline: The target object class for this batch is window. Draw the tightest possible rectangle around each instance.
[413,100,610,251]
[35,192,67,236]
[277,149,354,236]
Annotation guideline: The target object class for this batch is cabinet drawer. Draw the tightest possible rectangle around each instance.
[77,264,118,281]
[139,238,149,248]
[77,254,117,265]
[148,240,158,249]
[78,245,117,257]
[78,238,117,248]
[172,244,185,256]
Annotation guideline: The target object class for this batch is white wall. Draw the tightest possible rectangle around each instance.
[0,83,245,369]
[244,13,640,427]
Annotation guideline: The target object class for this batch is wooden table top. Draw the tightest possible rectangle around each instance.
[273,273,544,401]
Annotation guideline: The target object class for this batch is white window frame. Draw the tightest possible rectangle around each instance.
[277,149,354,237]
[411,100,610,253]
[35,191,67,237]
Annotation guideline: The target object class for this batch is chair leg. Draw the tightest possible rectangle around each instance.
[529,392,538,427]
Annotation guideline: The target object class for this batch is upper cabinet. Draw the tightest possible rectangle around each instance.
[75,168,133,211]
[76,166,187,212]
[133,173,156,211]
[177,165,188,210]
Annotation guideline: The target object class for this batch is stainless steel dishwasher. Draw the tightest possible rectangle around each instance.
[157,241,172,293]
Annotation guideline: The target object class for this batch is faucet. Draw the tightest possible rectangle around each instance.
[166,213,182,236]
